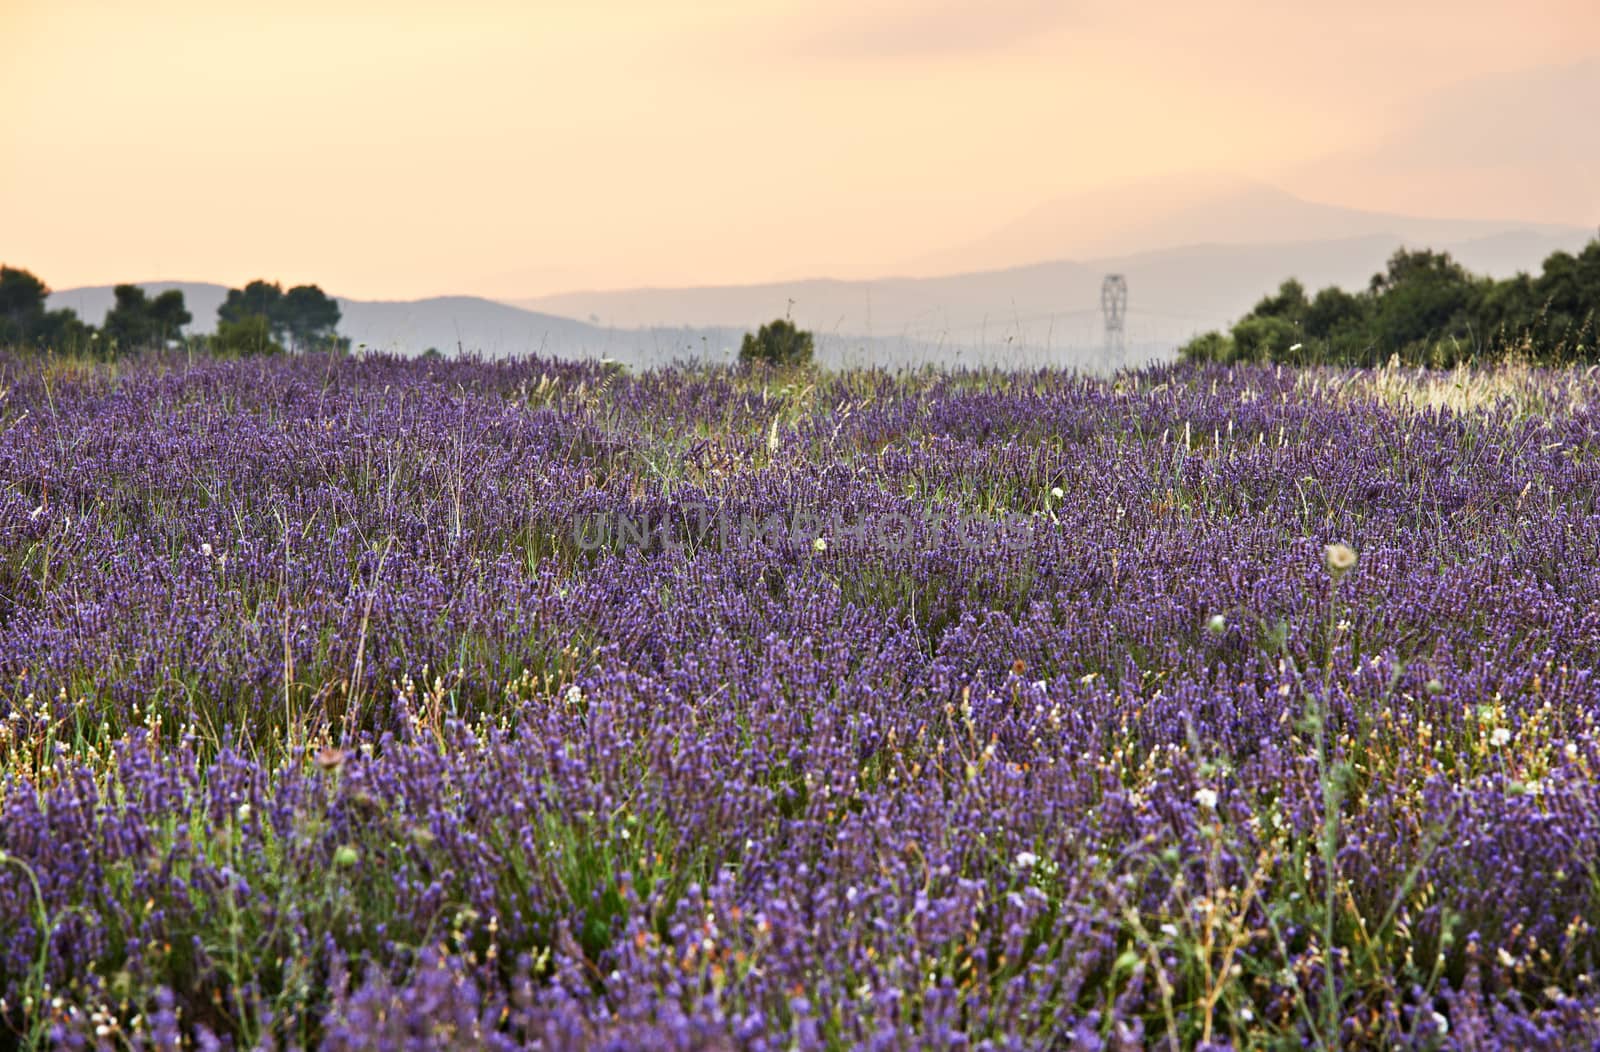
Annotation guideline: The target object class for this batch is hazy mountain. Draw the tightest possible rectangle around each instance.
[334,295,643,360]
[900,174,1590,277]
[46,280,1141,371]
[49,282,234,336]
[46,283,748,366]
[47,207,1596,374]
[516,227,1597,352]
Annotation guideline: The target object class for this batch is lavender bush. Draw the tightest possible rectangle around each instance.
[1,352,1598,1049]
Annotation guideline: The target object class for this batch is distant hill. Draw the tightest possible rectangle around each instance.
[516,228,1598,352]
[46,283,748,367]
[899,175,1590,278]
[49,282,234,337]
[334,295,638,359]
[45,281,1148,371]
[48,216,1597,374]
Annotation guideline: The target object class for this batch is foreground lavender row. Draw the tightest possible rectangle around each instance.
[2,353,1599,1049]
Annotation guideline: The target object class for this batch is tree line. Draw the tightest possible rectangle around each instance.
[1182,237,1600,367]
[0,266,345,356]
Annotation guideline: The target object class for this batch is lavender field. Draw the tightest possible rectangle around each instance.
[3,352,1600,1050]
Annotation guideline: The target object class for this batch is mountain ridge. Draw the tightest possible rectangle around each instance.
[46,283,748,366]
[513,228,1597,350]
[47,210,1596,370]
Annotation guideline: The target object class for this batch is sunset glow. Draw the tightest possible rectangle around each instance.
[3,0,1597,298]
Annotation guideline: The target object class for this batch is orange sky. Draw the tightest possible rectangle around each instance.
[3,0,1597,299]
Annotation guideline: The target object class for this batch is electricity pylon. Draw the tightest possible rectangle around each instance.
[1101,274,1127,365]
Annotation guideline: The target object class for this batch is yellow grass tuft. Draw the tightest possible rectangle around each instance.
[1303,355,1592,417]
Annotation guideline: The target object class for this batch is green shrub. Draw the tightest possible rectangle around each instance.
[1178,331,1234,363]
[212,314,284,357]
[1230,315,1300,363]
[739,318,814,367]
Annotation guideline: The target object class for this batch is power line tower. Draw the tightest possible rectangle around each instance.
[1101,274,1127,365]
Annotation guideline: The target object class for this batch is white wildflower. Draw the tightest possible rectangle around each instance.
[1194,787,1219,810]
[1015,851,1039,869]
[1490,727,1512,748]
[1324,543,1357,576]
